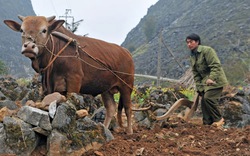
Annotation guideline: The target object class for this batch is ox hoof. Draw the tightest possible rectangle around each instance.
[113,126,124,133]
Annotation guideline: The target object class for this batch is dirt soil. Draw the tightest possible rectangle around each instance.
[83,117,250,156]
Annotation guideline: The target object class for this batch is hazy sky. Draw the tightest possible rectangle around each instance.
[31,0,158,45]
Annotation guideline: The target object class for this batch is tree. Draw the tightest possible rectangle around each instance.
[0,60,8,75]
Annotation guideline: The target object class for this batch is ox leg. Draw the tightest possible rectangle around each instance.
[53,76,67,94]
[66,74,82,93]
[119,90,133,134]
[101,91,116,130]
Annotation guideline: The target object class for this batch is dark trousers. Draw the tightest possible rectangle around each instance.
[200,87,223,125]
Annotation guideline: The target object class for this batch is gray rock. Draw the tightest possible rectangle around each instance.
[91,106,106,123]
[0,99,18,110]
[77,117,114,141]
[32,127,51,136]
[0,91,7,101]
[17,106,52,131]
[49,100,57,118]
[0,123,7,153]
[101,123,114,142]
[47,130,69,156]
[52,103,76,133]
[67,93,102,115]
[239,114,250,128]
[154,108,168,116]
[3,116,40,156]
[77,117,99,132]
[134,111,147,122]
[47,112,114,155]
[138,117,152,129]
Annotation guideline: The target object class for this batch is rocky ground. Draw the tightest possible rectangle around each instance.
[1,76,250,156]
[83,117,250,156]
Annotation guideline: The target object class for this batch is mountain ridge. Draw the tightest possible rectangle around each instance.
[122,0,250,84]
[0,0,36,77]
[1,0,250,85]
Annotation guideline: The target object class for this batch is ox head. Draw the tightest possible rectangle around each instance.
[4,15,65,59]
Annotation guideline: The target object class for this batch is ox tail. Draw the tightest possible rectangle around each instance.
[117,94,124,128]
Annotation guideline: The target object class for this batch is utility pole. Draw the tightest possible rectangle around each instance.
[161,33,185,72]
[59,9,83,33]
[157,30,163,87]
[59,9,72,29]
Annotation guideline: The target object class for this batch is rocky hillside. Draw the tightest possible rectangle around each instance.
[1,0,250,83]
[0,0,35,78]
[0,76,250,155]
[122,0,250,82]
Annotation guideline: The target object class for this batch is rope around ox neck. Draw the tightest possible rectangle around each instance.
[41,36,73,72]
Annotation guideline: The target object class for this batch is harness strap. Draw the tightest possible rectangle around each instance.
[52,31,77,45]
[78,46,134,91]
[41,31,135,92]
[41,37,73,72]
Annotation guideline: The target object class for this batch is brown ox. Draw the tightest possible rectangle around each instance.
[4,15,135,134]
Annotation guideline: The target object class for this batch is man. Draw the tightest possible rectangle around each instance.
[186,33,228,127]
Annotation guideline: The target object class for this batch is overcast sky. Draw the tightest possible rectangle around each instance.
[31,0,158,45]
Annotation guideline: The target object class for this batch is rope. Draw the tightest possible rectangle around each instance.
[21,31,136,93]
[77,46,134,91]
[40,33,135,91]
[43,43,134,76]
[41,37,73,72]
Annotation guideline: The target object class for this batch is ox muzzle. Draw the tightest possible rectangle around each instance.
[21,41,39,59]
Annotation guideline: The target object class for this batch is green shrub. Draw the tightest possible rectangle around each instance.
[179,89,195,101]
[16,78,31,87]
[0,60,8,75]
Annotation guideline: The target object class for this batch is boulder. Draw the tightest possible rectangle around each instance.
[17,106,52,131]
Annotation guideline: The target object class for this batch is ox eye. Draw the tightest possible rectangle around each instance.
[42,29,47,33]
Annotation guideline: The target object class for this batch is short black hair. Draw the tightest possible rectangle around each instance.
[186,33,201,45]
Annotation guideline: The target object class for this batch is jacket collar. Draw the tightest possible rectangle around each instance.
[196,45,202,53]
[191,45,202,56]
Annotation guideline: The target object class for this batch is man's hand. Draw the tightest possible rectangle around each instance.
[206,79,216,86]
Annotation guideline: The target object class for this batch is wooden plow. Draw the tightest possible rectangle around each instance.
[155,93,200,121]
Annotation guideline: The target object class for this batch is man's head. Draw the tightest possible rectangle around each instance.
[186,33,201,50]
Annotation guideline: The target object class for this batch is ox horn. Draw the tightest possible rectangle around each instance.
[155,98,194,120]
[18,15,25,21]
[46,16,56,22]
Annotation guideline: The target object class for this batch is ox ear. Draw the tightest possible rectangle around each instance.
[46,16,56,22]
[3,20,21,32]
[48,20,65,32]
